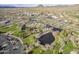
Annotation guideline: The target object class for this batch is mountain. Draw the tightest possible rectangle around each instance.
[0,4,17,8]
[0,4,79,8]
[0,4,38,8]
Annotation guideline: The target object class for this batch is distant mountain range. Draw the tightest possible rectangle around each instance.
[0,4,38,8]
[0,4,79,8]
[0,5,15,8]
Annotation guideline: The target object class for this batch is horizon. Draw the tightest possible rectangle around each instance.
[0,4,79,7]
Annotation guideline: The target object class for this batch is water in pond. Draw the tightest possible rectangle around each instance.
[38,32,55,45]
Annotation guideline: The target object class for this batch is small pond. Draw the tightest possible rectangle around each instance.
[38,32,55,45]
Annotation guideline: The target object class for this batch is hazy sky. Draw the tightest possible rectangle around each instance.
[0,0,79,6]
[0,0,79,4]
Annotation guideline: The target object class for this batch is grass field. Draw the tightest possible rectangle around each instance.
[0,5,79,54]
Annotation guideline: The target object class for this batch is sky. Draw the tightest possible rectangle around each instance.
[0,0,79,7]
[0,0,79,4]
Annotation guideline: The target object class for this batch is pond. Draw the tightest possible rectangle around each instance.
[38,32,55,45]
